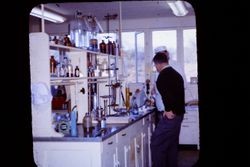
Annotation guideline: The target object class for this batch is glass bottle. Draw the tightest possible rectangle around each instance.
[99,40,106,53]
[125,83,130,110]
[100,58,108,77]
[52,36,59,44]
[88,62,94,77]
[50,55,57,77]
[59,63,65,77]
[83,112,92,132]
[112,41,116,55]
[89,32,98,51]
[107,40,113,55]
[101,117,106,129]
[67,59,73,77]
[62,57,68,77]
[75,66,80,77]
[69,11,86,48]
[64,35,72,46]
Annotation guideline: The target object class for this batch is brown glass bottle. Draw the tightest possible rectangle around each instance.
[99,40,106,53]
[107,40,113,55]
[112,41,116,55]
[50,56,57,77]
[64,35,72,46]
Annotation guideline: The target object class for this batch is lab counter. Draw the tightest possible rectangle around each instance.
[33,108,154,142]
[32,108,155,167]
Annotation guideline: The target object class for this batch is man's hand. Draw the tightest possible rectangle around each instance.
[163,110,176,119]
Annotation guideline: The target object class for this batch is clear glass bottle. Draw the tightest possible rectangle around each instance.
[89,32,98,51]
[101,117,106,129]
[101,58,108,70]
[100,58,108,77]
[83,112,92,131]
[69,11,87,48]
[67,59,73,77]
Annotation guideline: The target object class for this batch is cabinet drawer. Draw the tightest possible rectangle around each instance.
[102,135,117,167]
[117,128,130,144]
[183,114,197,122]
[181,122,196,129]
[103,135,116,147]
[179,123,198,144]
[130,119,143,137]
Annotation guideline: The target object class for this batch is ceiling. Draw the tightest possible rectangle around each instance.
[41,1,194,24]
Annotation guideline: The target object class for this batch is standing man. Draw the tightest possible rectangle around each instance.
[150,50,185,167]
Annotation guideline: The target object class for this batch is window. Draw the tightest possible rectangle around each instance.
[121,32,145,83]
[152,30,177,61]
[183,29,197,83]
[152,29,197,83]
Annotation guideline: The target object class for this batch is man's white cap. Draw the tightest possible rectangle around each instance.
[154,46,167,53]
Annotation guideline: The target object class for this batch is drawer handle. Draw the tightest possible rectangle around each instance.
[122,133,126,136]
[108,141,113,145]
[182,125,189,127]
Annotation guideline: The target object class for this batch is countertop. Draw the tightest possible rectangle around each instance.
[33,108,154,142]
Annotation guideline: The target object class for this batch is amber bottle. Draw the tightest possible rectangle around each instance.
[112,41,116,55]
[99,40,106,53]
[50,56,57,76]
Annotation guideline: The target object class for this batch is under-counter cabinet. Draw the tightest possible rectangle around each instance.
[102,135,118,167]
[33,111,155,167]
[179,106,200,149]
[117,126,131,166]
[33,142,102,167]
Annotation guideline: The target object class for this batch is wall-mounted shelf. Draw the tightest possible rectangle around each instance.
[50,76,112,82]
[49,43,119,59]
[49,43,83,51]
[50,77,109,85]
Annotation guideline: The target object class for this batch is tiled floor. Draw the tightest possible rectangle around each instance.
[178,149,199,167]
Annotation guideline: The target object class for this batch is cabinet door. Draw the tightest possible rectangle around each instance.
[179,122,197,144]
[179,109,199,145]
[117,127,130,167]
[34,142,101,167]
[102,135,117,167]
[141,131,148,167]
[133,132,143,167]
[147,125,153,167]
[142,115,150,166]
